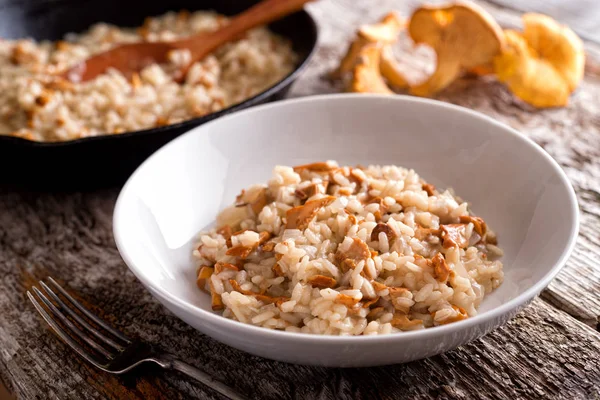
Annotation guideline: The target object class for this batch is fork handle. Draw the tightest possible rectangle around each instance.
[153,354,248,400]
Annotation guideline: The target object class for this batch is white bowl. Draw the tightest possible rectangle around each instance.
[113,94,578,367]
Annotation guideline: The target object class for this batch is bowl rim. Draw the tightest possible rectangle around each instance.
[114,93,580,343]
[0,9,318,147]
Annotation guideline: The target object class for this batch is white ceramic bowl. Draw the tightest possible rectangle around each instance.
[113,94,578,367]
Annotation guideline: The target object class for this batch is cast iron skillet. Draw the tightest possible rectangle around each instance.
[0,0,317,189]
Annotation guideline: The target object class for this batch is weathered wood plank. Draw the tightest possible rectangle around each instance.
[1,1,600,399]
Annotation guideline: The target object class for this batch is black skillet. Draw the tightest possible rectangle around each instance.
[0,0,317,189]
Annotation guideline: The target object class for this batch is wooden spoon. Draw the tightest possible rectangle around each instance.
[61,0,313,83]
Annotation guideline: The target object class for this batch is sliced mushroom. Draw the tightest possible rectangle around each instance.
[370,222,397,244]
[248,187,269,215]
[421,182,437,196]
[335,293,361,307]
[216,225,232,242]
[226,231,272,259]
[390,314,423,330]
[459,215,487,236]
[361,296,380,309]
[196,266,214,293]
[261,241,276,252]
[214,262,239,274]
[286,196,336,230]
[334,237,371,272]
[209,278,224,311]
[295,182,328,202]
[431,253,450,283]
[371,281,387,292]
[367,306,386,320]
[440,224,468,248]
[307,275,337,289]
[272,263,285,277]
[436,305,469,325]
[414,227,441,241]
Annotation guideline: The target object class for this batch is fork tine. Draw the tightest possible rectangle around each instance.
[32,287,114,360]
[47,277,131,343]
[28,291,105,368]
[39,281,125,352]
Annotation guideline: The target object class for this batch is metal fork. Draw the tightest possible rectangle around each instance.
[28,277,247,400]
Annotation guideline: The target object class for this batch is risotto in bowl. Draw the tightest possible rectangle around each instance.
[114,94,578,366]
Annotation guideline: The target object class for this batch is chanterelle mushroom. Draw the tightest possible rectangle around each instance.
[350,44,393,94]
[379,45,409,89]
[408,2,504,96]
[286,196,336,230]
[493,13,585,108]
[332,12,404,79]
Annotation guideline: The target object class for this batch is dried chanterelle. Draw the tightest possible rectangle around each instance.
[493,13,585,108]
[408,2,504,96]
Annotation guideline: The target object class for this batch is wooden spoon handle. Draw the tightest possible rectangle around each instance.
[182,0,313,64]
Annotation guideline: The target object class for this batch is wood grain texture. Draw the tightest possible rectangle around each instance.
[1,0,600,399]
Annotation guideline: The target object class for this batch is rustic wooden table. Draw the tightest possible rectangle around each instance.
[1,1,599,399]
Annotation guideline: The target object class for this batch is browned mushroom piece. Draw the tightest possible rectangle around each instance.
[347,214,358,225]
[216,225,232,242]
[261,241,276,252]
[437,305,469,325]
[234,189,246,205]
[371,281,387,292]
[196,266,214,292]
[307,275,337,289]
[210,291,224,311]
[225,244,254,259]
[294,188,308,201]
[272,263,284,277]
[295,182,328,202]
[335,293,361,307]
[414,226,441,241]
[208,278,224,311]
[431,253,450,283]
[367,306,386,320]
[334,237,371,272]
[390,314,423,330]
[421,182,437,196]
[214,262,240,274]
[361,296,380,308]
[226,231,272,259]
[440,224,469,248]
[285,196,336,230]
[459,215,488,236]
[370,222,397,244]
[247,187,269,215]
